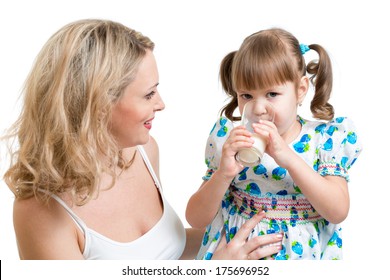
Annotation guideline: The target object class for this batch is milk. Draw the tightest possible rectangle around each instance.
[235,134,266,167]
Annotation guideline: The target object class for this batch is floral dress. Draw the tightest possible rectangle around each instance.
[196,116,362,260]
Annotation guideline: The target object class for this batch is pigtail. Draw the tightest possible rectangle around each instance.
[219,51,241,121]
[306,44,334,120]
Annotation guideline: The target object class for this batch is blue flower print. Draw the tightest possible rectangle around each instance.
[222,194,234,209]
[238,167,249,181]
[253,165,268,177]
[322,138,333,151]
[217,118,228,137]
[293,142,308,153]
[267,219,280,233]
[202,232,209,246]
[202,225,211,245]
[281,221,288,233]
[204,252,213,260]
[228,227,238,240]
[272,167,286,180]
[276,190,288,195]
[308,236,317,248]
[300,134,311,142]
[228,205,238,215]
[335,117,345,123]
[315,123,326,135]
[245,182,261,196]
[340,157,348,169]
[293,134,311,153]
[326,125,338,136]
[292,241,303,256]
[275,245,289,260]
[346,131,357,144]
[328,231,342,248]
[212,230,221,242]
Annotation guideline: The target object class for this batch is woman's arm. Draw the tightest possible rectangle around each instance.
[182,212,282,260]
[179,228,205,260]
[213,212,283,260]
[13,197,84,260]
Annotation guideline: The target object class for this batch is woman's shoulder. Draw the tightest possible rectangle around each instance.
[13,195,72,236]
[13,196,60,226]
[13,195,83,259]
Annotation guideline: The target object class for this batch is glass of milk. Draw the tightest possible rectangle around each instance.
[235,100,275,167]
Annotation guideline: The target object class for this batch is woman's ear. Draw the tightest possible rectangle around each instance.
[297,76,309,105]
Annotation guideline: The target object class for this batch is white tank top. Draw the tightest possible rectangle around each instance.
[50,145,186,259]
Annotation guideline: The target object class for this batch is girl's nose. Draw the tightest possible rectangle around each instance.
[252,99,268,115]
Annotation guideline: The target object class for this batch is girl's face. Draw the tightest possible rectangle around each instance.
[110,50,165,148]
[237,77,308,141]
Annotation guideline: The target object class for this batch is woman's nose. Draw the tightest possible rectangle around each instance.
[155,93,165,111]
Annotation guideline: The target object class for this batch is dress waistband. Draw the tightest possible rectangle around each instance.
[229,189,323,224]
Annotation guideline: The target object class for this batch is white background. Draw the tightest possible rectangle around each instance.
[0,0,388,278]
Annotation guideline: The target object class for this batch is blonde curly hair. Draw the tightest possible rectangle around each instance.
[3,19,154,205]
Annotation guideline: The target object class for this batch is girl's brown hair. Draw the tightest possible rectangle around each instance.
[220,28,334,121]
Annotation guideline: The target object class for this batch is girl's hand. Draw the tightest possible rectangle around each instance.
[212,211,283,260]
[218,126,254,178]
[252,120,294,168]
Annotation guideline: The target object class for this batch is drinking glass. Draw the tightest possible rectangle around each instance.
[235,100,275,167]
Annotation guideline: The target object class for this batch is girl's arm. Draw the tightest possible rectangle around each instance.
[281,151,349,224]
[186,170,235,229]
[186,126,253,229]
[254,121,349,224]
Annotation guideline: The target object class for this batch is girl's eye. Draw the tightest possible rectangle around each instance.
[267,92,278,98]
[145,91,155,100]
[240,93,253,100]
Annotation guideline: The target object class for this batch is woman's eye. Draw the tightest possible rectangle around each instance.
[145,91,155,100]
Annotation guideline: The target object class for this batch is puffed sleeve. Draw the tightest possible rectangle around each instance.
[315,117,362,181]
[202,117,234,181]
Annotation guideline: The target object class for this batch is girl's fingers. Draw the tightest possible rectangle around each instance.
[230,127,253,138]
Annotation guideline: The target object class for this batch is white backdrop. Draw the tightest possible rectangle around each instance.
[0,0,388,278]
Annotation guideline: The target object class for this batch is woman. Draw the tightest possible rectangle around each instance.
[3,19,282,259]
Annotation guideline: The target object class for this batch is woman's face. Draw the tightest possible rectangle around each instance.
[110,50,165,148]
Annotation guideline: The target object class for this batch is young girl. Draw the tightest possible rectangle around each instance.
[186,28,362,260]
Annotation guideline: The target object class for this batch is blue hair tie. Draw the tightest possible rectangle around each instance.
[299,44,310,55]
